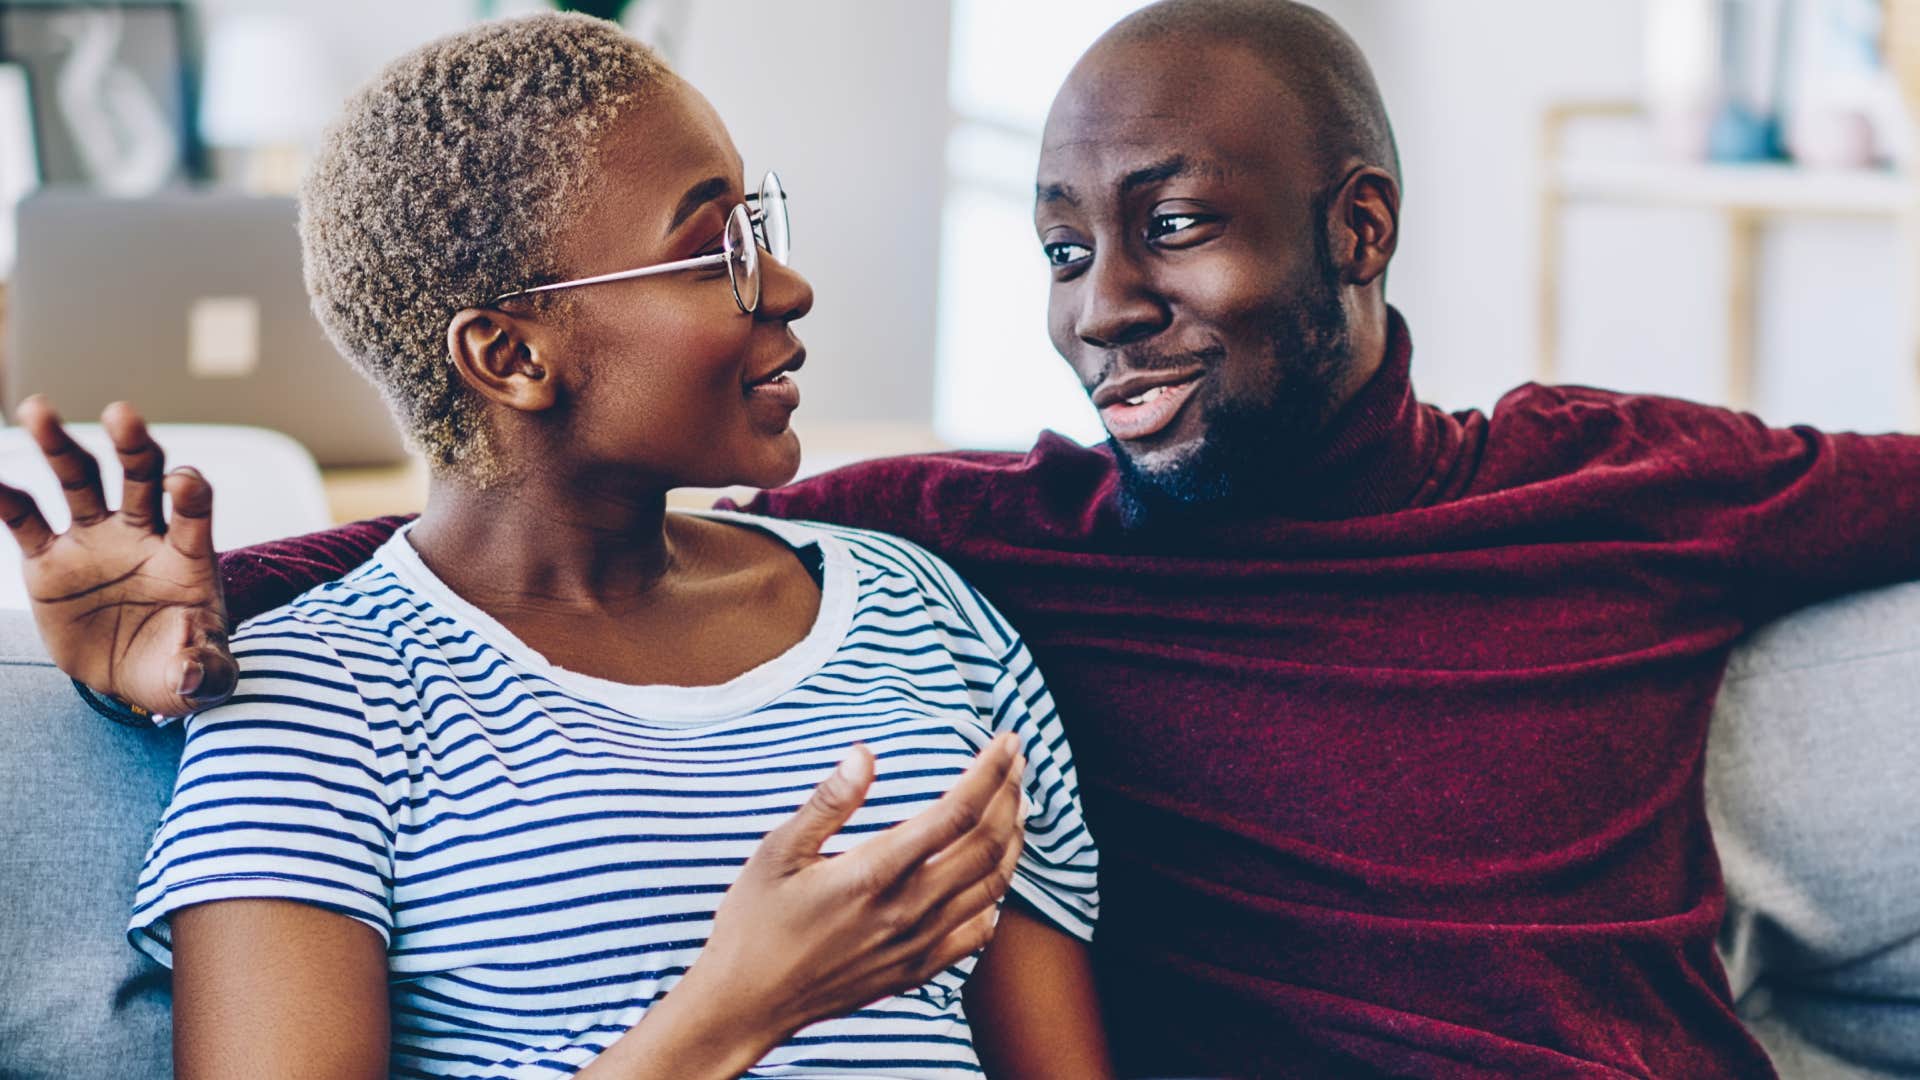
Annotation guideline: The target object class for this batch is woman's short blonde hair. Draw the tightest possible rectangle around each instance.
[300,12,668,479]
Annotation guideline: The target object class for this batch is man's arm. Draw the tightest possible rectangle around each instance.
[0,399,402,715]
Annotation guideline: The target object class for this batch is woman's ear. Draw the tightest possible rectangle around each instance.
[1332,166,1400,288]
[446,307,557,413]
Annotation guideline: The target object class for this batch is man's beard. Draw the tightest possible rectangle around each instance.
[1113,260,1352,530]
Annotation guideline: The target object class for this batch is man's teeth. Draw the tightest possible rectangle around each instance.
[1125,385,1169,407]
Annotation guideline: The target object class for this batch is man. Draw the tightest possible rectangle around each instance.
[6,1,1918,1076]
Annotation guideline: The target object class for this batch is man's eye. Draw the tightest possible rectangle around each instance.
[1043,241,1092,267]
[1148,213,1206,240]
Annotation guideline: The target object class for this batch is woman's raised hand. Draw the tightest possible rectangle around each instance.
[583,734,1029,1077]
[0,397,237,717]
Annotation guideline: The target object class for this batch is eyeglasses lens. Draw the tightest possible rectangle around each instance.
[726,202,760,314]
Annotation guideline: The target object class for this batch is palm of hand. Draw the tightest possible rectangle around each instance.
[25,515,227,713]
[1,398,237,716]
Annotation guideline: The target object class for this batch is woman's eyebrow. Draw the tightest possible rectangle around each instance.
[668,176,732,232]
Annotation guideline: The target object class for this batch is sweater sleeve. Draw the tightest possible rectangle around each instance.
[218,515,413,623]
[1635,403,1920,617]
[1709,425,1920,615]
[1489,387,1920,619]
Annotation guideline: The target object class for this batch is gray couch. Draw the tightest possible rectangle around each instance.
[2,595,1916,1079]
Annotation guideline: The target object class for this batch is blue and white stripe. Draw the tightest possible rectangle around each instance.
[130,512,1097,1078]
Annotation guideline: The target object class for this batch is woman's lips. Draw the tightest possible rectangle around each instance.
[745,372,801,424]
[1099,376,1202,442]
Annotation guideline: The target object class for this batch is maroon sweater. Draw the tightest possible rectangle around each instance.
[219,314,1920,1078]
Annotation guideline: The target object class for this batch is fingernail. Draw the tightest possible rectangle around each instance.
[835,750,864,783]
[177,659,203,697]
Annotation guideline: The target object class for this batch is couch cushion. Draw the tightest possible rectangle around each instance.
[0,611,178,1079]
[1710,581,1920,1078]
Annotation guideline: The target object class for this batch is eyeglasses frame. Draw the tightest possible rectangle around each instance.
[489,171,788,315]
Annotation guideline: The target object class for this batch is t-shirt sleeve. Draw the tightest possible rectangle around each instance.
[128,619,399,965]
[885,541,1100,941]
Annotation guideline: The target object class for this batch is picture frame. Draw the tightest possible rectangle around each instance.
[0,0,202,192]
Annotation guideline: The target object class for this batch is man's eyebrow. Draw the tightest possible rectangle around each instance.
[1037,155,1223,207]
[1121,155,1204,193]
[668,176,731,232]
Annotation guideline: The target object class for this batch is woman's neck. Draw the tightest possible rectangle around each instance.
[407,464,680,616]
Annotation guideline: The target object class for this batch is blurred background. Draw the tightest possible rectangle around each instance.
[0,0,1913,543]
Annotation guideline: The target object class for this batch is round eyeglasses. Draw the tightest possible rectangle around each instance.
[492,170,790,315]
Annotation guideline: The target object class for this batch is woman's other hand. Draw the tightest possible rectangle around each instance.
[0,397,237,716]
[579,733,1028,1078]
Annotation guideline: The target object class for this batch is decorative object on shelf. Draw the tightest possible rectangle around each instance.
[1643,0,1798,164]
[0,61,36,275]
[1709,0,1790,163]
[1646,0,1724,160]
[555,0,637,22]
[199,14,337,195]
[1782,0,1901,168]
[0,1,199,192]
[472,0,691,63]
[555,0,689,63]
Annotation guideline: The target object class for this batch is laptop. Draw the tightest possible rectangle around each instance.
[7,189,410,467]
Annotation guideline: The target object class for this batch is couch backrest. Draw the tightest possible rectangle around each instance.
[1708,581,1920,1078]
[0,612,178,1079]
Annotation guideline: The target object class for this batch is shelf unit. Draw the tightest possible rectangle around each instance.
[1536,102,1920,418]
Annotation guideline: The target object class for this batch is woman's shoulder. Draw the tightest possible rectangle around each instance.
[226,546,431,671]
[740,513,1021,655]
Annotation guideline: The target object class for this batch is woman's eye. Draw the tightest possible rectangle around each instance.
[1148,213,1206,240]
[1043,241,1092,268]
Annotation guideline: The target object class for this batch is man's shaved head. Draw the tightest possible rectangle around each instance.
[1104,0,1399,187]
[1036,0,1404,526]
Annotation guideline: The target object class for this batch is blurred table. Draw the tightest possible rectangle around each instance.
[320,456,429,524]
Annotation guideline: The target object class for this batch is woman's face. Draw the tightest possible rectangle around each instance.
[530,76,814,492]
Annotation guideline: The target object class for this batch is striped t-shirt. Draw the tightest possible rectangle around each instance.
[130,512,1098,1078]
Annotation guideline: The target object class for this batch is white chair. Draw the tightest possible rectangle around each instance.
[0,423,332,610]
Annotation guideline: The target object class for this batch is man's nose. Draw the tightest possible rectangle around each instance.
[1074,250,1168,349]
[756,254,814,324]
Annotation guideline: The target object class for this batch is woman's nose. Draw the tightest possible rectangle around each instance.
[756,253,813,324]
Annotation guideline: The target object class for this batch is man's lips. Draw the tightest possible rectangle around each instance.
[1094,370,1206,442]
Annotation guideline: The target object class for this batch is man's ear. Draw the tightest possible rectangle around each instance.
[1332,166,1400,288]
[445,307,556,412]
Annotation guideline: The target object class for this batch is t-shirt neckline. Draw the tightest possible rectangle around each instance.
[373,509,857,724]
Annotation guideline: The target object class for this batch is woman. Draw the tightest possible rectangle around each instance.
[43,14,1106,1079]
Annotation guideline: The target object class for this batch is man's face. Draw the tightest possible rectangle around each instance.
[1035,38,1354,519]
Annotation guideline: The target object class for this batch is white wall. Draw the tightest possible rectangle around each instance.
[674,0,950,431]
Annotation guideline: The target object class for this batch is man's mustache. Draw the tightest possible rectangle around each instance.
[1087,343,1227,392]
